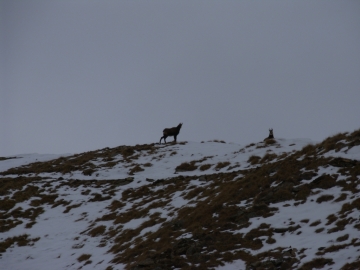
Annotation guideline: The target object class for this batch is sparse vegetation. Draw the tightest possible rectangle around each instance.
[1,128,360,269]
[175,162,198,172]
[128,164,144,175]
[215,161,230,170]
[199,164,212,171]
[264,138,276,145]
[208,139,226,143]
[88,225,106,237]
[77,254,92,262]
[316,194,334,203]
[0,234,40,253]
[248,155,261,165]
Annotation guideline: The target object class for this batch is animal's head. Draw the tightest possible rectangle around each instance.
[178,123,183,129]
[269,128,273,136]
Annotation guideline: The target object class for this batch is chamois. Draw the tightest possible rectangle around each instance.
[264,128,274,141]
[160,123,183,144]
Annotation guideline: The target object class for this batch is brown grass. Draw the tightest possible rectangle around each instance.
[215,162,230,170]
[299,257,334,269]
[77,254,92,262]
[199,164,212,171]
[88,225,107,237]
[0,144,157,176]
[1,129,360,269]
[175,162,198,172]
[260,153,278,163]
[264,139,276,145]
[309,220,321,227]
[316,194,334,203]
[128,164,144,175]
[0,234,40,253]
[248,155,261,165]
[336,234,349,242]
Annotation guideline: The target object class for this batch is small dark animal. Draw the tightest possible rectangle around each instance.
[264,128,274,141]
[160,123,183,144]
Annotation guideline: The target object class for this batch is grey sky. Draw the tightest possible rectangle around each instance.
[1,1,360,156]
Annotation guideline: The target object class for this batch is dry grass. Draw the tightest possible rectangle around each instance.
[77,254,92,262]
[215,161,230,170]
[0,234,40,253]
[248,155,261,165]
[208,140,226,143]
[0,144,157,176]
[299,257,334,269]
[175,162,198,172]
[316,195,334,203]
[264,138,276,145]
[88,225,106,237]
[309,220,321,227]
[128,164,144,175]
[260,153,278,163]
[199,164,212,171]
[336,234,349,242]
[1,128,360,269]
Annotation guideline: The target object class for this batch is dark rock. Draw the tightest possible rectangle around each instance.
[199,175,207,181]
[330,157,358,167]
[173,238,195,256]
[311,174,336,189]
[273,228,289,233]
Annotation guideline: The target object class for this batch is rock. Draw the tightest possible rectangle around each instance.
[114,178,134,186]
[273,228,289,233]
[311,174,336,189]
[173,238,196,255]
[250,261,261,268]
[274,258,283,266]
[283,251,292,257]
[199,175,207,181]
[330,157,358,167]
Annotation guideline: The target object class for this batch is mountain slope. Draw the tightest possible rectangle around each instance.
[1,129,360,270]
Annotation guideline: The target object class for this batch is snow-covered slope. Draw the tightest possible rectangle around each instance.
[1,130,360,270]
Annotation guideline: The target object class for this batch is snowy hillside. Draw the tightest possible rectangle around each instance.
[1,130,360,270]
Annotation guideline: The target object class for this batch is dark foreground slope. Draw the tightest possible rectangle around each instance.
[1,129,360,270]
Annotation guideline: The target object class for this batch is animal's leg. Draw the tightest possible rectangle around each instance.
[160,136,163,144]
[174,135,177,142]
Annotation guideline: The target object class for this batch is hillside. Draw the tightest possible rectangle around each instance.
[1,129,360,270]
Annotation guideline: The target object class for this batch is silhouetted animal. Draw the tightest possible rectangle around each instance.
[264,128,274,141]
[160,123,183,144]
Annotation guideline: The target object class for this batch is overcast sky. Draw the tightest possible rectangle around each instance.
[1,1,360,156]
